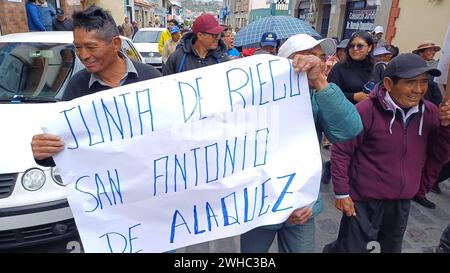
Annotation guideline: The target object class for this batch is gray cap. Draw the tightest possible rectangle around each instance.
[337,39,349,49]
[384,53,441,79]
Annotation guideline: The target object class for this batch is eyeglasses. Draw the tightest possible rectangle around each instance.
[202,32,221,39]
[349,43,368,50]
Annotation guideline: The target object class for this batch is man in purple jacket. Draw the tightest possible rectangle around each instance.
[325,53,450,253]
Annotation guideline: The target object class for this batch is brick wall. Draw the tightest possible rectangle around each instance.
[0,1,28,35]
[0,0,82,35]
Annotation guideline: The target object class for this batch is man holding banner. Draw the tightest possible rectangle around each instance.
[29,21,363,252]
[240,34,364,253]
[32,5,162,166]
[326,54,450,253]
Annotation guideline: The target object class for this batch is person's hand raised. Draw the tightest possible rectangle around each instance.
[292,54,328,91]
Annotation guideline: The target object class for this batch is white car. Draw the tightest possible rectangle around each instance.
[132,27,166,71]
[0,31,143,250]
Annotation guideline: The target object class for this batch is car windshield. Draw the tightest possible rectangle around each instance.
[0,42,75,101]
[133,30,163,43]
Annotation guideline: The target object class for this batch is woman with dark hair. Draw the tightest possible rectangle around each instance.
[327,31,375,104]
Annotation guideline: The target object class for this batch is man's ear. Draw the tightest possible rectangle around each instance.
[112,36,122,52]
[383,77,393,92]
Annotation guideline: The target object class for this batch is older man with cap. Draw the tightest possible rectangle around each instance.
[253,32,278,55]
[162,25,181,65]
[52,8,73,31]
[240,34,363,253]
[324,53,450,253]
[163,13,228,75]
[413,40,441,68]
[372,25,386,48]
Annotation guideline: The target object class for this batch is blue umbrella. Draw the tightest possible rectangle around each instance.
[234,15,321,47]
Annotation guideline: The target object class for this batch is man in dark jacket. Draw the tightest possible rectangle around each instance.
[31,5,161,166]
[52,8,73,31]
[162,13,228,75]
[325,53,450,253]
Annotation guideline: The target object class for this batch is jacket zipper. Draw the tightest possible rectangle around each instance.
[400,125,407,197]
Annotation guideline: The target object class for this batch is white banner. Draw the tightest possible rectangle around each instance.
[0,104,51,173]
[41,55,322,253]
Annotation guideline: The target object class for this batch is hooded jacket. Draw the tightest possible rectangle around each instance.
[331,83,450,201]
[163,32,229,75]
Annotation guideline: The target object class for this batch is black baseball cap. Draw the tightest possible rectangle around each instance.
[384,53,441,79]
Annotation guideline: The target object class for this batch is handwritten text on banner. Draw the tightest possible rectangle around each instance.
[41,55,322,253]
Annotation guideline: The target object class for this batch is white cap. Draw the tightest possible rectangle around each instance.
[277,34,336,58]
[373,26,384,34]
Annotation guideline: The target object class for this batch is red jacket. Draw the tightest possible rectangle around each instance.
[331,83,450,201]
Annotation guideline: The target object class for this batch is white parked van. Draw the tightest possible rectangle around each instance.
[132,27,166,71]
[0,31,143,249]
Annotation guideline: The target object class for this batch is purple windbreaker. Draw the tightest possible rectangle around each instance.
[331,83,450,201]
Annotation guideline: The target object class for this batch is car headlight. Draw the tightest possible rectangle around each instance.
[51,167,64,186]
[148,52,161,57]
[22,168,46,191]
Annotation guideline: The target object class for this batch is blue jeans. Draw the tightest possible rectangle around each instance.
[240,218,315,253]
